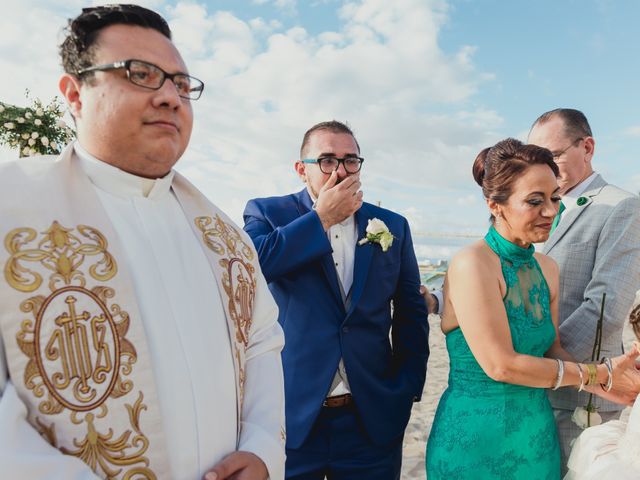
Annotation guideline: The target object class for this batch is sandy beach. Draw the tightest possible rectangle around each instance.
[400,307,639,480]
[400,313,447,480]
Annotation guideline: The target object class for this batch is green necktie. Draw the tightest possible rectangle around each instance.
[550,201,566,233]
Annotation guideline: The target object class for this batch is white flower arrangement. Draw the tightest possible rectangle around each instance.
[571,406,602,429]
[358,218,394,252]
[0,91,75,157]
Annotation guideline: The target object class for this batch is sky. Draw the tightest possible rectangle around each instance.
[1,0,639,250]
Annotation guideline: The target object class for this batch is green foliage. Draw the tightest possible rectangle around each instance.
[0,91,75,157]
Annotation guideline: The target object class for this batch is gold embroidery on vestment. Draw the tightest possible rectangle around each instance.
[195,215,254,261]
[5,221,117,292]
[58,392,155,479]
[17,284,135,413]
[195,215,256,347]
[195,215,257,407]
[4,221,155,478]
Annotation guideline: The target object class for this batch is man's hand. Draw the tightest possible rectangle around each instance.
[203,451,268,480]
[315,171,363,231]
[420,285,438,315]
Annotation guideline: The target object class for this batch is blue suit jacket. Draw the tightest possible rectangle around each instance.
[243,189,429,448]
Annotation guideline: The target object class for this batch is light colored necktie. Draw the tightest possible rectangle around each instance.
[550,201,566,233]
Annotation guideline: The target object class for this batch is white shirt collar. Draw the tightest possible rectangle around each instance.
[563,172,597,212]
[331,215,355,228]
[74,141,174,200]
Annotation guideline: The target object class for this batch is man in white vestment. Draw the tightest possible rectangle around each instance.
[0,4,285,480]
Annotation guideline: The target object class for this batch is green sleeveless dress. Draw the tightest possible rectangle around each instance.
[426,226,561,479]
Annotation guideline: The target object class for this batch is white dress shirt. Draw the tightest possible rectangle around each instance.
[307,188,358,397]
[561,171,598,219]
[329,215,357,296]
[327,215,357,397]
[75,144,237,479]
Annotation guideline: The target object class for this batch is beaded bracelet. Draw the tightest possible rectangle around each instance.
[552,359,565,390]
[600,357,613,392]
[576,363,585,392]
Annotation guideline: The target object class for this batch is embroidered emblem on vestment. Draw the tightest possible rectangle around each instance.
[4,221,156,479]
[195,215,257,407]
[195,215,256,347]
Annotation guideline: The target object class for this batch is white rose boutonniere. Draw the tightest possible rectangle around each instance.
[358,218,394,252]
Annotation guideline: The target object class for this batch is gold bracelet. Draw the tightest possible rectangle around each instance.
[586,363,598,386]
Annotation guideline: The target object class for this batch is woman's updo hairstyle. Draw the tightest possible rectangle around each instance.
[472,138,559,222]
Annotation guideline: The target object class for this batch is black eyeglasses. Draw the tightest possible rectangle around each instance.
[77,59,205,100]
[552,137,583,160]
[301,155,364,174]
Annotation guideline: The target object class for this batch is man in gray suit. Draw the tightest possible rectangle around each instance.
[528,108,640,471]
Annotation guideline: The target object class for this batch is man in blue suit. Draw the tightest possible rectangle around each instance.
[243,120,429,479]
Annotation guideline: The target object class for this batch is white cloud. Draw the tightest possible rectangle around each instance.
[252,0,297,15]
[0,1,69,105]
[400,206,424,232]
[249,17,283,34]
[170,5,257,75]
[624,126,640,137]
[167,0,498,221]
[1,0,497,231]
[515,128,530,142]
[455,194,480,206]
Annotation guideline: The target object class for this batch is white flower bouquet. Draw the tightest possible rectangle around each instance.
[0,91,75,157]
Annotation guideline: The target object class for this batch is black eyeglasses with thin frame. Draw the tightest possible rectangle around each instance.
[552,137,584,160]
[77,59,205,100]
[301,155,364,174]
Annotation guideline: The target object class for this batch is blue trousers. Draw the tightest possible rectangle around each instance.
[285,405,403,480]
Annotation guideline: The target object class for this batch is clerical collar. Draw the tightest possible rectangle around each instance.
[74,141,174,199]
[563,171,597,213]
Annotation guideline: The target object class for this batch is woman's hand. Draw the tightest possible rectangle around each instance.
[589,344,640,405]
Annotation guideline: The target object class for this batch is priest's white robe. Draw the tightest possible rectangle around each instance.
[0,143,285,479]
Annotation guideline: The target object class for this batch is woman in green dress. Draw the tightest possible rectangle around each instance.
[426,138,640,479]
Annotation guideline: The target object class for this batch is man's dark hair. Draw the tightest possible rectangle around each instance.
[530,108,593,141]
[300,120,360,158]
[59,4,172,79]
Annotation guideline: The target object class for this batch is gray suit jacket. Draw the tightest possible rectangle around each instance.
[545,174,640,411]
